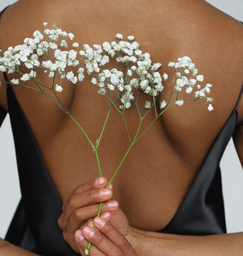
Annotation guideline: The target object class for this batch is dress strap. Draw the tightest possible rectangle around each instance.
[3,72,9,85]
[234,85,243,111]
[0,6,9,18]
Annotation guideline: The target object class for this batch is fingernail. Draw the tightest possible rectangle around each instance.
[100,212,111,220]
[95,217,105,227]
[100,189,111,198]
[75,230,84,241]
[95,177,106,186]
[87,219,94,228]
[83,227,95,238]
[108,201,118,210]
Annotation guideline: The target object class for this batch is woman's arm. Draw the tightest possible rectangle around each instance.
[0,238,40,256]
[73,214,243,256]
[131,227,243,256]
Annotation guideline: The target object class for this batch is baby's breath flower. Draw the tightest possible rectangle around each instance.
[144,101,151,109]
[175,100,184,106]
[189,79,197,86]
[110,74,119,85]
[49,71,55,77]
[186,87,193,94]
[162,73,168,81]
[33,30,44,40]
[204,86,210,94]
[208,104,213,111]
[43,22,48,27]
[98,88,106,95]
[124,85,132,92]
[21,73,30,81]
[168,62,175,67]
[55,84,63,92]
[127,69,132,76]
[91,78,97,85]
[103,42,111,52]
[107,84,115,90]
[103,69,111,78]
[37,49,44,56]
[127,35,135,41]
[151,63,162,71]
[68,32,74,40]
[49,42,58,49]
[115,33,123,40]
[160,100,167,109]
[196,75,204,82]
[0,65,7,72]
[68,50,77,60]
[10,78,19,84]
[30,70,37,77]
[78,73,84,81]
[72,42,79,48]
[140,79,149,89]
[192,68,198,76]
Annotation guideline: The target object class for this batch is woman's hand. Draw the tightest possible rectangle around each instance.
[75,213,138,256]
[58,177,119,253]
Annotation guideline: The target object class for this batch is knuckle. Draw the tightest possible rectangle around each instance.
[67,195,77,208]
[86,189,98,203]
[73,185,81,195]
[92,232,103,244]
[117,237,131,251]
[71,209,82,221]
[86,179,93,190]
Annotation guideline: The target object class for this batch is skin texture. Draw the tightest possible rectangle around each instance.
[0,0,243,255]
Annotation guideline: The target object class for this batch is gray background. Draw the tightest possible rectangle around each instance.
[0,0,243,239]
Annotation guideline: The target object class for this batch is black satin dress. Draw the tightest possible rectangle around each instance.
[1,6,243,256]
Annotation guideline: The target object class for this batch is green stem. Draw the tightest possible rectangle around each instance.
[107,143,133,188]
[68,114,95,150]
[121,113,131,144]
[134,102,175,144]
[152,92,158,118]
[94,149,102,177]
[133,119,143,142]
[97,106,112,149]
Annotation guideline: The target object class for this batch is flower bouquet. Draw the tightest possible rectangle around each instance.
[0,23,213,254]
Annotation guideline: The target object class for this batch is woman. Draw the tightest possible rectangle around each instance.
[0,0,243,255]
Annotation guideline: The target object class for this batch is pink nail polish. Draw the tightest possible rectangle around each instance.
[100,212,110,220]
[95,177,106,186]
[100,189,111,197]
[83,227,95,238]
[75,231,84,241]
[95,217,105,227]
[108,201,118,210]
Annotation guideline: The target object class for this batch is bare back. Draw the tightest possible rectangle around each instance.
[0,0,243,231]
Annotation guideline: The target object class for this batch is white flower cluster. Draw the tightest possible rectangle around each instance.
[0,24,213,112]
[0,24,82,89]
[168,56,213,111]
[77,34,166,109]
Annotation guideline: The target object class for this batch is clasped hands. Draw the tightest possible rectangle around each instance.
[58,177,138,256]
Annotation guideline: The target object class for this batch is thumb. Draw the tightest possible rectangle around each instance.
[109,207,129,236]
